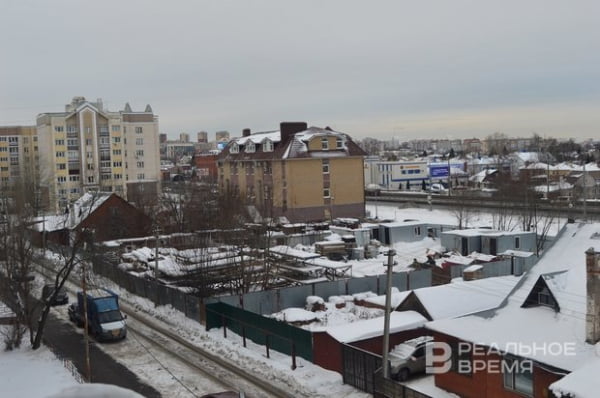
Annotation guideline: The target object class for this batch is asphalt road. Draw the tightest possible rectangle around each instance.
[42,310,161,397]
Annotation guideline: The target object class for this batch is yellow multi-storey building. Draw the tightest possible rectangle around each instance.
[36,97,161,212]
[0,126,39,187]
[217,122,366,222]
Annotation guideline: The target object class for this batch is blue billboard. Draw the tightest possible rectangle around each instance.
[429,165,449,178]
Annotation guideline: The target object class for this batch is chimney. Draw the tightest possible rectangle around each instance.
[242,128,251,137]
[586,247,600,344]
[280,122,307,143]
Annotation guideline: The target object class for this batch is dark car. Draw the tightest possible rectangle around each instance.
[42,284,69,306]
[200,392,244,398]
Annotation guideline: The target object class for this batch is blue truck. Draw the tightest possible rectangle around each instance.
[68,288,127,341]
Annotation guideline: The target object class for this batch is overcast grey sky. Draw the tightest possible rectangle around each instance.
[1,0,599,141]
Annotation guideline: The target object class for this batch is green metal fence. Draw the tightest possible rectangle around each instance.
[206,301,313,363]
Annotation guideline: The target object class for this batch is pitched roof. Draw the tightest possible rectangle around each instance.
[427,223,599,371]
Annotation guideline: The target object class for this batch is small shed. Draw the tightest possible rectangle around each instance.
[379,221,428,245]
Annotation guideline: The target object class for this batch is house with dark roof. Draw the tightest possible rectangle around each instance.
[217,122,367,222]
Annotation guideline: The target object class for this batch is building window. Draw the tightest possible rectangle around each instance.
[230,144,239,154]
[57,176,66,183]
[68,151,79,161]
[56,151,65,157]
[54,126,64,132]
[88,176,95,183]
[57,163,66,170]
[113,161,122,167]
[137,161,144,168]
[67,138,78,146]
[0,137,6,141]
[69,175,80,182]
[515,237,520,249]
[415,226,421,236]
[264,162,272,175]
[112,125,121,132]
[113,137,121,143]
[137,173,145,179]
[323,188,330,198]
[503,356,533,396]
[100,137,110,145]
[136,138,144,145]
[263,140,273,152]
[87,164,94,170]
[135,150,144,157]
[321,137,329,150]
[246,143,255,153]
[0,148,6,152]
[112,149,122,156]
[336,137,343,149]
[135,127,143,134]
[114,174,122,180]
[9,147,18,153]
[322,159,329,174]
[55,139,65,146]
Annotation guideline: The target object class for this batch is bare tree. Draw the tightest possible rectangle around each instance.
[451,191,474,229]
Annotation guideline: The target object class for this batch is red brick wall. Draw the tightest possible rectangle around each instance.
[432,332,566,398]
[312,327,428,374]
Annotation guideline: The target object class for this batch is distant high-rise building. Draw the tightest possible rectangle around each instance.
[36,96,161,211]
[180,132,190,143]
[197,131,208,143]
[159,133,167,144]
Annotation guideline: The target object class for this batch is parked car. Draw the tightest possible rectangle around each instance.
[42,284,69,306]
[428,183,447,194]
[200,392,245,398]
[389,336,434,381]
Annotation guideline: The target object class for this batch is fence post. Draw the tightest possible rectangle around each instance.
[291,343,296,370]
[242,327,246,348]
[265,335,270,359]
[222,316,227,338]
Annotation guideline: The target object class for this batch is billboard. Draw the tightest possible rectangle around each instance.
[429,165,449,178]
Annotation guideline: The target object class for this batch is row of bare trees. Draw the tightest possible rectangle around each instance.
[0,178,99,350]
[450,174,557,255]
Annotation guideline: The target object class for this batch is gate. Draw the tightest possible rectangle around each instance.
[341,344,382,394]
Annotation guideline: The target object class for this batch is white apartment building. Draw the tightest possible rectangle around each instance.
[37,97,160,212]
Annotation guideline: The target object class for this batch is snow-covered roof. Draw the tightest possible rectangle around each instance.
[268,245,321,260]
[550,357,600,398]
[414,275,520,320]
[469,169,497,183]
[427,222,600,372]
[380,220,424,228]
[440,255,474,266]
[533,181,573,193]
[498,249,534,258]
[235,130,281,145]
[69,192,112,227]
[326,311,427,343]
[363,288,412,309]
[270,308,319,323]
[467,252,497,262]
[463,264,483,273]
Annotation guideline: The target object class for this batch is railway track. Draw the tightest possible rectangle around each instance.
[35,258,291,398]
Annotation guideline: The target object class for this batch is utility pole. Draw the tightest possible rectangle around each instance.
[154,225,161,280]
[447,156,451,197]
[81,242,91,382]
[583,162,588,221]
[382,249,396,379]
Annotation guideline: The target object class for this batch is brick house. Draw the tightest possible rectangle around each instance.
[217,122,367,223]
[426,223,600,398]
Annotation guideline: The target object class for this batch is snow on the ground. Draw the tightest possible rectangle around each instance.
[366,204,565,237]
[0,326,79,398]
[403,375,460,398]
[49,265,370,398]
[47,383,144,398]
